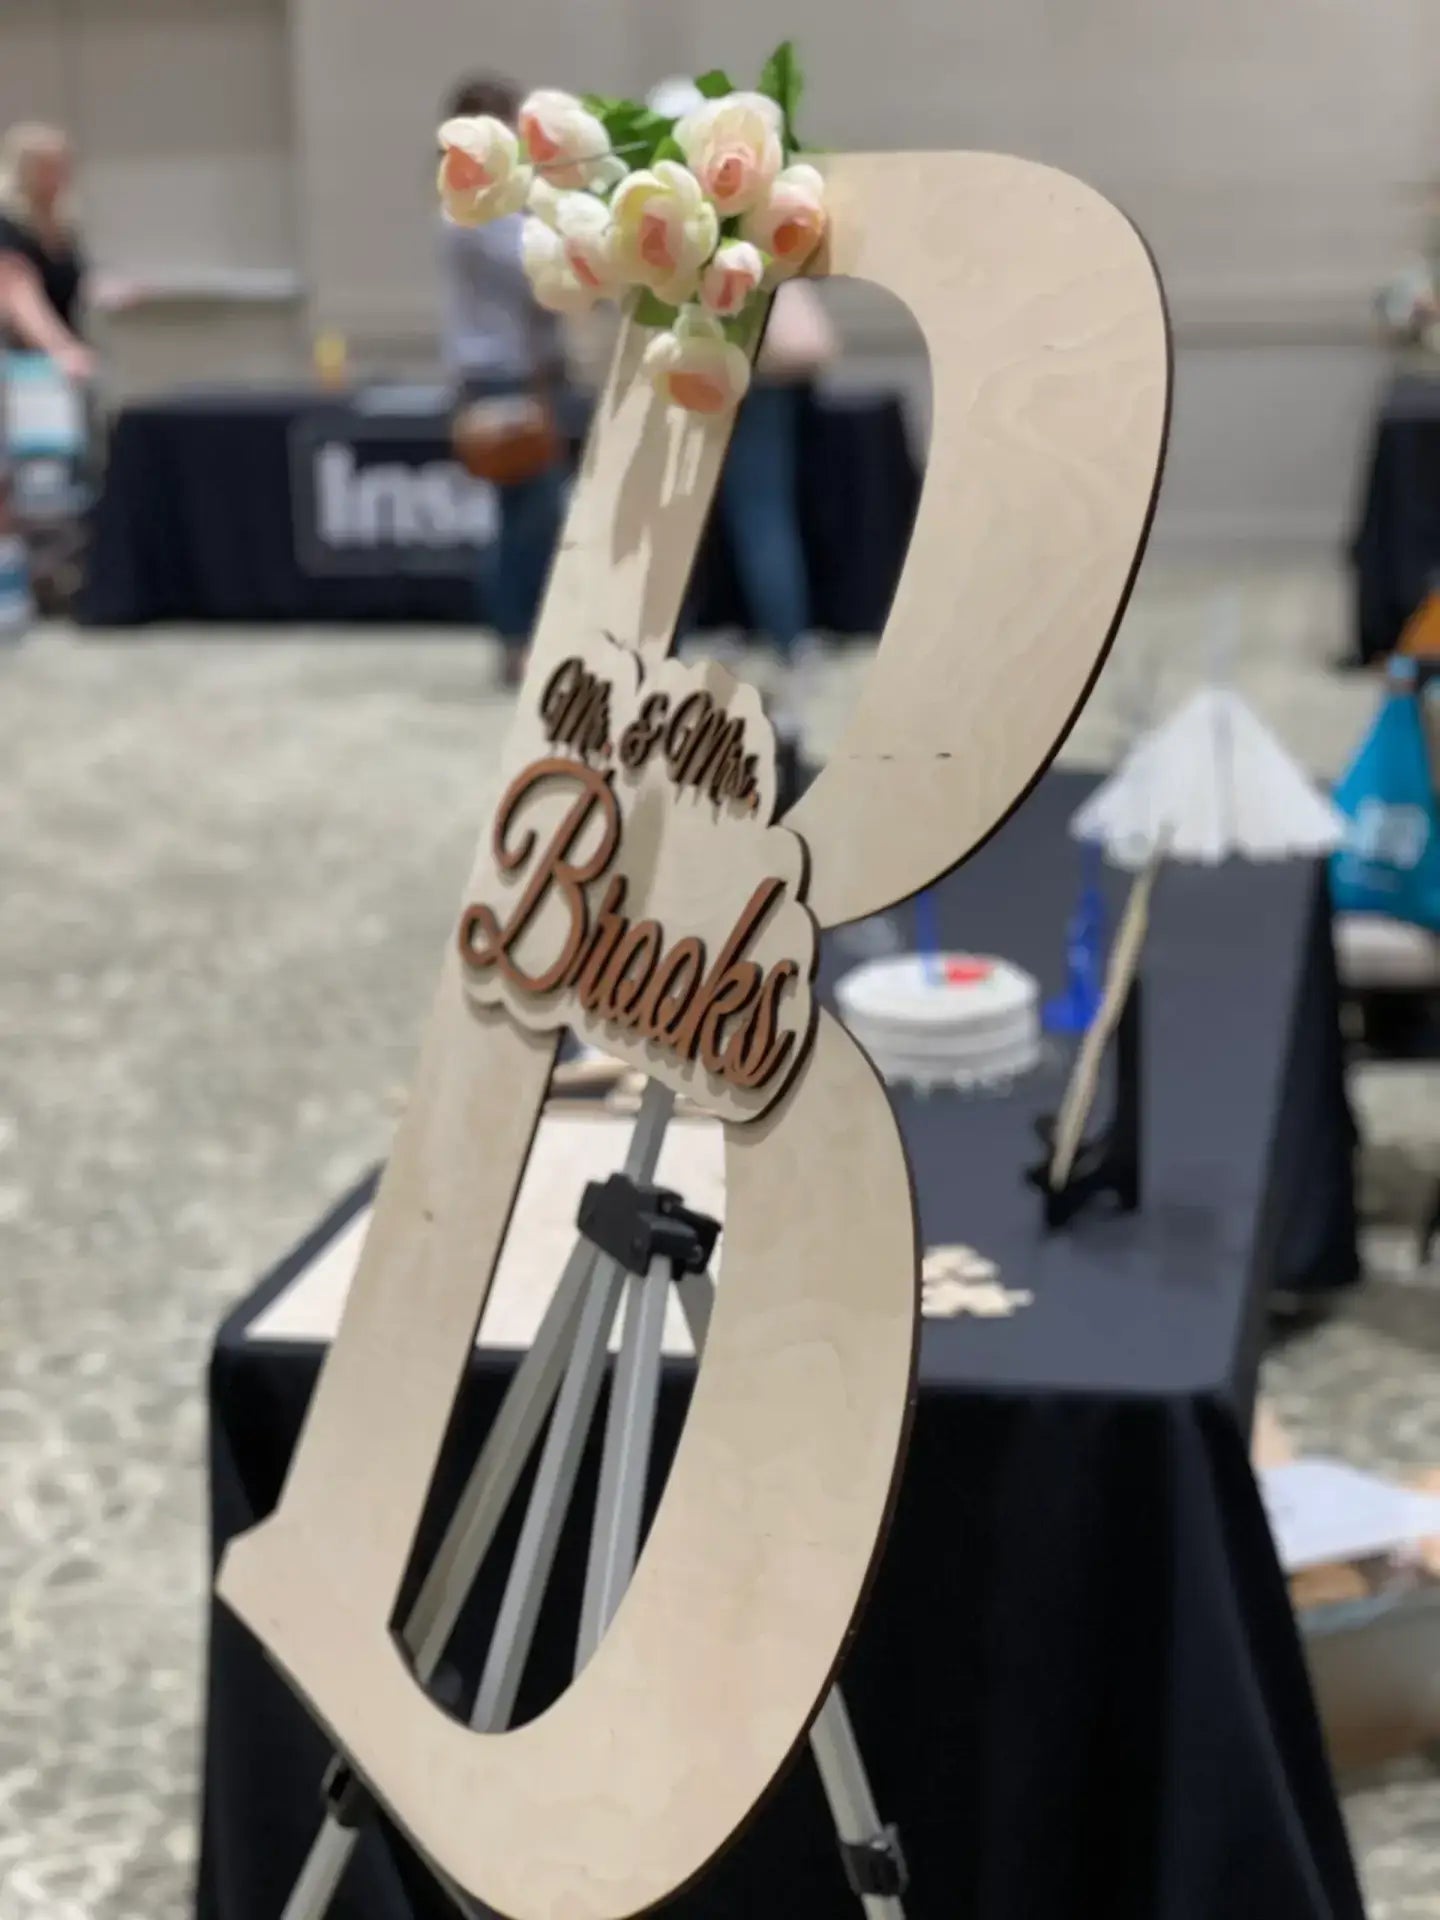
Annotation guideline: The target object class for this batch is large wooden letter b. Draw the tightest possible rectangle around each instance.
[218,152,1168,1918]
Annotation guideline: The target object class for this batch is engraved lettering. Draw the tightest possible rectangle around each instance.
[596,921,663,1024]
[458,759,618,993]
[669,880,788,1064]
[540,656,610,757]
[458,651,810,1101]
[568,875,630,1009]
[724,959,799,1087]
[619,693,670,771]
[635,937,705,1041]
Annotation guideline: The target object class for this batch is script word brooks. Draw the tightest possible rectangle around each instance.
[455,643,816,1122]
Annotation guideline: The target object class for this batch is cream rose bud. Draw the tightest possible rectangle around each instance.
[643,309,752,415]
[436,116,533,225]
[526,174,565,229]
[699,240,765,319]
[521,218,600,315]
[676,92,783,217]
[610,162,720,306]
[518,89,610,191]
[555,192,621,295]
[742,163,828,279]
[587,153,630,194]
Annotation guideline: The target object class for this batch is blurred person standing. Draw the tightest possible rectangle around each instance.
[438,75,567,688]
[0,123,93,381]
[0,123,98,630]
[648,78,836,741]
[725,278,836,737]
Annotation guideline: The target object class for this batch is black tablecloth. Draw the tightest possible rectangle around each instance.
[81,384,917,634]
[1351,371,1440,663]
[201,774,1361,1920]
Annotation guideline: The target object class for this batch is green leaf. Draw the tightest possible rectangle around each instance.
[758,40,804,148]
[652,133,685,164]
[600,101,644,142]
[695,68,736,99]
[628,109,674,156]
[590,101,676,169]
[632,289,679,329]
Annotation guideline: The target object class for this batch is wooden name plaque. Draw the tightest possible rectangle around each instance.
[457,645,816,1122]
[217,152,1171,1919]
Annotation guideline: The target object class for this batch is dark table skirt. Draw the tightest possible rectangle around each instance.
[205,1315,1360,1920]
[80,385,918,635]
[1351,371,1440,663]
[200,774,1361,1920]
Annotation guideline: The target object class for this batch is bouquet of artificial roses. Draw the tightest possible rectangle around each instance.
[436,43,828,415]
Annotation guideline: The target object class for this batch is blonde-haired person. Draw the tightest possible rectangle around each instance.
[0,123,94,383]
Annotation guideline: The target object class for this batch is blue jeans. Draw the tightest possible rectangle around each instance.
[482,461,566,646]
[719,382,810,659]
[461,375,568,647]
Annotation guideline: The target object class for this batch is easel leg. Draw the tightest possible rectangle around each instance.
[675,1284,908,1918]
[281,1082,905,1920]
[280,1232,603,1920]
[810,1693,908,1918]
[404,1234,598,1669]
[577,1249,672,1664]
[472,1083,676,1729]
[469,1252,627,1729]
[282,1086,677,1917]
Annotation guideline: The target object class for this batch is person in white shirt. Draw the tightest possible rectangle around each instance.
[437,76,568,685]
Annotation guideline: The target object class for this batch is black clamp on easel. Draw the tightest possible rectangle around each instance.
[841,1826,909,1902]
[576,1174,720,1282]
[1028,976,1143,1228]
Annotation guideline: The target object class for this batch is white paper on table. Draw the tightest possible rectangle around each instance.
[248,1110,726,1358]
[1259,1457,1440,1573]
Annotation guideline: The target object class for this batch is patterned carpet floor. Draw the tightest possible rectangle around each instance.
[1,564,1437,1916]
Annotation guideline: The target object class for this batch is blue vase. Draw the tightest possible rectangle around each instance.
[1044,846,1105,1033]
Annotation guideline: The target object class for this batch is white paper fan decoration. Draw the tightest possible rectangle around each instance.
[1071,686,1346,869]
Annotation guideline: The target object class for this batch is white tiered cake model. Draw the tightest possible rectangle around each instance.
[836,953,1042,1091]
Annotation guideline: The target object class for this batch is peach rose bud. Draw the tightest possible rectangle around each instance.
[700,240,765,319]
[521,218,602,315]
[676,93,784,218]
[610,162,720,306]
[643,309,752,415]
[517,89,611,191]
[437,116,531,225]
[741,162,828,279]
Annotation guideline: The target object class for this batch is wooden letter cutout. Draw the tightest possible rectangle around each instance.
[218,153,1169,1919]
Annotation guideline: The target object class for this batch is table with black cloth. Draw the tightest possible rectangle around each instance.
[201,772,1362,1920]
[1351,370,1440,664]
[80,383,917,632]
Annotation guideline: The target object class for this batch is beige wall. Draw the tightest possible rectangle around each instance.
[288,0,1435,342]
[286,0,1440,552]
[2,0,1437,548]
[0,0,303,386]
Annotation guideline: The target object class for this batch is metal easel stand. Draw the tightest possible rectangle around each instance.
[281,1080,908,1920]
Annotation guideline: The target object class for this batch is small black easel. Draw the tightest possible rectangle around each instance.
[1029,976,1143,1228]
